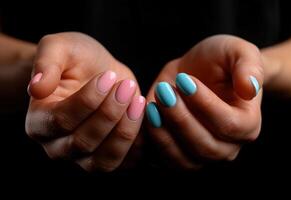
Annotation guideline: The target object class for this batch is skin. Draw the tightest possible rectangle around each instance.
[1,32,291,172]
[146,35,263,169]
[25,32,145,172]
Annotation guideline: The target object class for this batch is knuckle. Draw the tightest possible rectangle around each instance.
[52,111,75,133]
[43,147,61,160]
[99,106,121,123]
[46,152,59,160]
[25,114,48,141]
[181,163,203,171]
[197,142,240,161]
[78,158,96,172]
[244,117,261,142]
[196,142,228,161]
[219,116,241,138]
[115,127,137,142]
[155,135,176,152]
[78,92,98,111]
[243,131,260,142]
[225,150,240,161]
[171,111,192,125]
[96,160,119,172]
[70,135,96,153]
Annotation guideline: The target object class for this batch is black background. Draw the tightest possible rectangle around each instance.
[0,0,290,188]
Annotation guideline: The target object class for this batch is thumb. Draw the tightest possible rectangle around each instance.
[27,65,61,99]
[231,45,264,100]
[27,37,65,99]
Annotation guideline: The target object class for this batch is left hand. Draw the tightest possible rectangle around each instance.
[146,35,263,169]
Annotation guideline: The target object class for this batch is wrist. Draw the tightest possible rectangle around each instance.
[260,48,282,90]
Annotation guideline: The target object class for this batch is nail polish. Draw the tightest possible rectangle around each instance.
[96,70,117,93]
[27,72,43,96]
[155,82,176,107]
[249,76,260,96]
[127,96,146,121]
[176,73,197,96]
[146,102,162,128]
[31,72,43,84]
[115,79,136,104]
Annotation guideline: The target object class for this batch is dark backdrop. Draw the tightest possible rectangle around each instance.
[0,0,290,186]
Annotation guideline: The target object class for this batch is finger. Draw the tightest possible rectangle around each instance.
[76,96,146,172]
[229,40,263,100]
[27,71,117,141]
[28,35,67,99]
[44,79,137,158]
[146,102,202,169]
[154,82,240,161]
[52,70,117,135]
[176,73,260,142]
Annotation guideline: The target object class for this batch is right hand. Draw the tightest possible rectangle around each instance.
[25,32,146,172]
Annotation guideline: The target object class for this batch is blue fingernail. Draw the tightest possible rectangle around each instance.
[250,76,260,96]
[176,73,197,96]
[146,102,162,128]
[155,82,177,107]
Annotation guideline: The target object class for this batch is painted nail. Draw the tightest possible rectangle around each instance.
[176,73,197,96]
[115,79,136,104]
[146,102,162,128]
[127,96,146,121]
[249,75,260,96]
[27,72,43,95]
[31,72,43,84]
[155,82,176,107]
[96,70,117,93]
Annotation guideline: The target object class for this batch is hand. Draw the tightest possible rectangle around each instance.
[146,35,263,169]
[25,32,146,172]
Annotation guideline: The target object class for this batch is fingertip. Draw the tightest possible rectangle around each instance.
[233,75,261,100]
[127,95,146,121]
[249,75,260,96]
[28,71,60,99]
[175,73,197,96]
[146,102,162,128]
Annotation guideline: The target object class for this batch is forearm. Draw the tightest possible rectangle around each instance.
[261,39,291,97]
[0,34,36,111]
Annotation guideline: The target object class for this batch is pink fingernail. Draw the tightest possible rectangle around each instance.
[127,96,146,121]
[31,73,43,85]
[115,79,136,104]
[27,73,42,96]
[96,71,117,93]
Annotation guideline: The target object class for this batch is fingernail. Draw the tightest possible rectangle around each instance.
[31,72,43,84]
[96,70,117,93]
[155,82,176,107]
[27,72,43,96]
[176,73,197,96]
[146,102,162,128]
[249,75,260,96]
[127,96,146,121]
[115,79,136,104]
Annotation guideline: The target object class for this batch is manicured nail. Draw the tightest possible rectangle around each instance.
[155,82,176,107]
[176,73,197,96]
[249,76,260,96]
[96,70,117,93]
[146,102,162,128]
[27,72,43,95]
[127,96,146,121]
[31,72,43,84]
[115,79,136,104]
